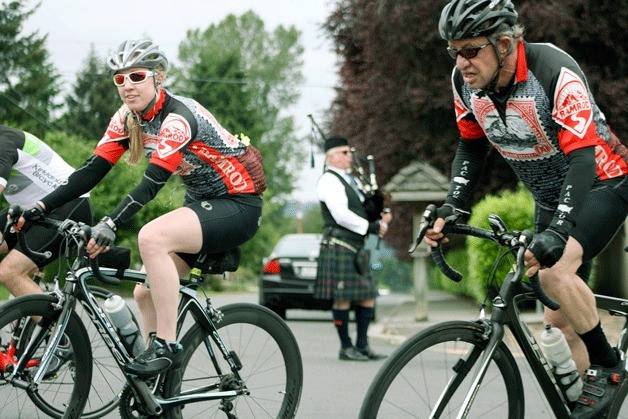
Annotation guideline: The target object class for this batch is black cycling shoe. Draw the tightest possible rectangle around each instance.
[124,336,183,378]
[570,350,625,419]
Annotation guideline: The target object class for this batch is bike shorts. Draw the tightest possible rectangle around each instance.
[0,198,93,268]
[175,196,262,269]
[535,176,628,272]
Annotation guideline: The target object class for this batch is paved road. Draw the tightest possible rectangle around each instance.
[0,291,564,418]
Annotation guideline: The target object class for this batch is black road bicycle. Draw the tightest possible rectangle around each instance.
[359,205,628,418]
[0,207,303,418]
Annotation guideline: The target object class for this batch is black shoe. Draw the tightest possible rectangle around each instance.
[339,347,369,361]
[124,337,183,378]
[570,350,625,418]
[357,345,387,361]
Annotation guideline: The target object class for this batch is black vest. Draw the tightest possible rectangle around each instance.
[320,170,367,244]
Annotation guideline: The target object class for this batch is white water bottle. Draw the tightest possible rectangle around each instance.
[103,295,146,357]
[539,325,583,402]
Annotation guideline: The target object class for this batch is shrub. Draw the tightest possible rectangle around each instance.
[466,184,534,303]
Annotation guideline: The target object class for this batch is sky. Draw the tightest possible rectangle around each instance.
[24,0,337,203]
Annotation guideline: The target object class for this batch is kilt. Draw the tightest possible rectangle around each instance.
[314,241,378,301]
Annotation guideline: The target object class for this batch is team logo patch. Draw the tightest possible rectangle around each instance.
[552,68,592,139]
[157,114,192,158]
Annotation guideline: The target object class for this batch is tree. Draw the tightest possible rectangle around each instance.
[324,0,628,257]
[59,46,120,139]
[0,1,59,134]
[172,11,305,273]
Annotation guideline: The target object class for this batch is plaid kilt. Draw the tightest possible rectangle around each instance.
[314,242,378,301]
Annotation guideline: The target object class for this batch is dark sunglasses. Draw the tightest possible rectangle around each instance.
[447,42,491,60]
[113,70,154,87]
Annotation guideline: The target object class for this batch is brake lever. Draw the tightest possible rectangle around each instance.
[408,204,437,254]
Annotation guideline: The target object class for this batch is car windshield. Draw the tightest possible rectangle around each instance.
[272,234,321,258]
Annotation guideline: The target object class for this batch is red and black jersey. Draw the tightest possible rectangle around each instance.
[451,41,627,210]
[95,90,265,202]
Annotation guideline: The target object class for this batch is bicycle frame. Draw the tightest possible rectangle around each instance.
[8,261,249,416]
[431,260,628,419]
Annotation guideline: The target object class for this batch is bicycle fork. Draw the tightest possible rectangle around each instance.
[429,322,505,419]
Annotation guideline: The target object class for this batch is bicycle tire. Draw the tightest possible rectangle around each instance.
[24,287,123,419]
[606,374,628,418]
[359,320,524,419]
[160,303,303,419]
[0,294,92,419]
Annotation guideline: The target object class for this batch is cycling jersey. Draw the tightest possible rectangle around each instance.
[0,125,88,208]
[40,90,264,227]
[447,41,627,232]
[95,90,265,202]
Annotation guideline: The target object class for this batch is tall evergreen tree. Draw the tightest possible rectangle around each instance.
[0,1,59,134]
[60,46,120,139]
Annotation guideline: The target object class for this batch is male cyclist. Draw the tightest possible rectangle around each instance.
[0,124,92,296]
[425,1,628,417]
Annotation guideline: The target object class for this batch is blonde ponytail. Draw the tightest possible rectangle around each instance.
[125,112,144,164]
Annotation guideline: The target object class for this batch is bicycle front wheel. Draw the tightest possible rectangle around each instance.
[359,320,524,419]
[162,303,303,418]
[0,294,92,419]
[24,287,124,419]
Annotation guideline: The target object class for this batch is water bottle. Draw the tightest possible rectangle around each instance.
[539,325,583,402]
[103,295,145,357]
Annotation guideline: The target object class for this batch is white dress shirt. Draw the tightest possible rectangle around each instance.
[317,166,369,235]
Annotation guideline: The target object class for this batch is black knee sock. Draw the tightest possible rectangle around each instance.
[332,309,352,349]
[355,306,374,349]
[578,322,618,367]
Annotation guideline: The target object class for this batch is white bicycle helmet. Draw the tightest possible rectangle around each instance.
[107,39,168,72]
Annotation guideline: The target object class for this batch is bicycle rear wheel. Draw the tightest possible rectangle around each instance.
[359,320,524,419]
[161,303,303,418]
[0,294,92,419]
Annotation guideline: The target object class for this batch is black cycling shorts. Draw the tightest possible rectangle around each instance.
[175,196,262,268]
[536,176,628,266]
[0,198,93,268]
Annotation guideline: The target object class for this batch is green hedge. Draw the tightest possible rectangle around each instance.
[466,185,534,302]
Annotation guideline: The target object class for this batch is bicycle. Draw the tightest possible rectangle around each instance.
[359,204,628,418]
[0,215,125,418]
[0,206,303,418]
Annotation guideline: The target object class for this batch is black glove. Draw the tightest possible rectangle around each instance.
[527,228,568,268]
[92,217,116,248]
[435,203,470,224]
[22,203,46,223]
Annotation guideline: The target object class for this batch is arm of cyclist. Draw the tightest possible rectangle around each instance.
[525,146,596,276]
[86,162,172,258]
[424,137,488,247]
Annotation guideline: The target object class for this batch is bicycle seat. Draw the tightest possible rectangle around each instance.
[193,248,241,275]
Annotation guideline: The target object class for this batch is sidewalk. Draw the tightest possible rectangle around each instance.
[371,290,625,347]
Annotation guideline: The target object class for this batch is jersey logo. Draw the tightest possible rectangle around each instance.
[553,68,592,139]
[98,107,129,145]
[157,113,192,158]
[472,96,556,161]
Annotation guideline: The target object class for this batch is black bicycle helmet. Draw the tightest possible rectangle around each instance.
[439,0,518,41]
[107,39,168,72]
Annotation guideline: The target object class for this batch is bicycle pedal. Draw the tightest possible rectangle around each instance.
[582,383,605,398]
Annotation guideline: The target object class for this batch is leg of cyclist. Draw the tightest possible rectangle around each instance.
[133,254,191,339]
[138,207,202,342]
[538,177,627,417]
[0,250,41,296]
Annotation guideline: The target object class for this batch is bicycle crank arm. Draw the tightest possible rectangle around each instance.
[129,380,163,416]
[155,389,244,408]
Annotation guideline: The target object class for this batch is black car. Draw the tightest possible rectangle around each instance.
[259,233,332,318]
